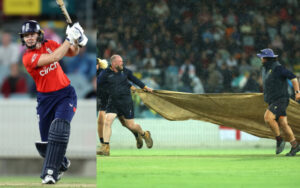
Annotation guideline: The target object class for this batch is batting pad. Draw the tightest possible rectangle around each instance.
[35,141,48,158]
[35,141,70,172]
[41,119,70,180]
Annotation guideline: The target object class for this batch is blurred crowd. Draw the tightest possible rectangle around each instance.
[0,25,97,99]
[97,0,300,95]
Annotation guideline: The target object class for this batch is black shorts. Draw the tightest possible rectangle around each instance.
[268,98,289,120]
[106,95,134,119]
[97,90,109,111]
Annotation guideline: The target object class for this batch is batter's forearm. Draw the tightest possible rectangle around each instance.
[51,40,72,61]
[66,44,80,57]
[37,40,71,67]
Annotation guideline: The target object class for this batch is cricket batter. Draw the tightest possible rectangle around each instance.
[20,20,87,184]
[258,48,300,156]
[98,55,153,156]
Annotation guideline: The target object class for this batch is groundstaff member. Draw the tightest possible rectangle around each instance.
[98,55,153,156]
[96,58,143,155]
[258,48,300,156]
[20,20,87,184]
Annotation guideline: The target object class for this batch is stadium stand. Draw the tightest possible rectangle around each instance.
[97,0,300,117]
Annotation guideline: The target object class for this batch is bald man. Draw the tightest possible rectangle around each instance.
[97,55,153,156]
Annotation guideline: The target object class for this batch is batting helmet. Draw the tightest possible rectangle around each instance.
[19,20,44,48]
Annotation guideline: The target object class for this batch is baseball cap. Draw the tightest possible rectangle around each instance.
[256,48,278,58]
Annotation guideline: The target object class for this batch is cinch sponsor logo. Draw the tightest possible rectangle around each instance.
[39,62,58,76]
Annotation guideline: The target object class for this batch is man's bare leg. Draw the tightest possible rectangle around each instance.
[278,116,296,143]
[96,111,106,155]
[124,118,153,148]
[103,113,117,143]
[97,111,106,144]
[264,109,285,154]
[99,113,117,156]
[264,109,280,136]
[278,116,300,156]
[118,116,143,149]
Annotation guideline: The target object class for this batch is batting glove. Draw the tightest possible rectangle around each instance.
[66,25,74,44]
[78,33,88,47]
[73,22,88,47]
[66,25,81,44]
[73,22,84,33]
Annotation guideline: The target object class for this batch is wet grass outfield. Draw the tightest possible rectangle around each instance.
[97,149,300,188]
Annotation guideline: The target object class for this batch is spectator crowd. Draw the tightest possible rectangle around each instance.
[97,0,300,95]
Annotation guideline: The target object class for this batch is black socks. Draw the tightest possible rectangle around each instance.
[276,136,283,142]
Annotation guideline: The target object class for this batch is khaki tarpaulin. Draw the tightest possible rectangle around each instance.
[136,90,300,142]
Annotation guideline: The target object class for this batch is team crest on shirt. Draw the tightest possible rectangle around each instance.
[31,54,38,63]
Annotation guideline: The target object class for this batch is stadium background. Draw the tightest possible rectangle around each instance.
[96,0,300,145]
[97,0,300,187]
[0,0,97,186]
[97,0,300,118]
